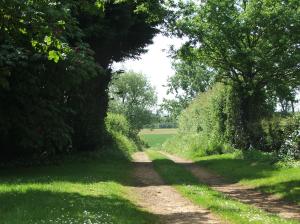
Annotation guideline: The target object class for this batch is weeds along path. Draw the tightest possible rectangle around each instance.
[129,152,222,224]
[161,151,300,221]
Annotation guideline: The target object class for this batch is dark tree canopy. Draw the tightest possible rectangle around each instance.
[0,0,165,161]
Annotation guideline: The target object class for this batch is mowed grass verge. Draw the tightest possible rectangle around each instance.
[0,154,158,224]
[139,129,177,148]
[147,150,299,224]
[187,152,300,205]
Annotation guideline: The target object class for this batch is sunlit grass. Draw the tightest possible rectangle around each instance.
[191,153,300,205]
[139,128,177,135]
[140,134,175,148]
[140,128,176,148]
[0,156,158,224]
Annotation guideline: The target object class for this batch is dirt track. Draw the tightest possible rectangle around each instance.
[129,152,222,224]
[161,151,300,221]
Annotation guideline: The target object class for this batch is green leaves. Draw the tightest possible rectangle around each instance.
[109,71,157,131]
[0,0,165,159]
[44,35,52,46]
[166,0,300,151]
[95,0,105,11]
[48,50,59,63]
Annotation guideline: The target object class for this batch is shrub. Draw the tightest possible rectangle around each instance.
[105,113,139,157]
[105,113,131,137]
[257,114,299,160]
[163,83,238,157]
[278,114,300,160]
[164,82,299,161]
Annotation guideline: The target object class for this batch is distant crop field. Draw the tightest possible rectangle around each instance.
[140,129,177,148]
[140,128,178,135]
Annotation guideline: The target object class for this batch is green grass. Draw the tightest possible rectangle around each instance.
[147,150,299,224]
[140,128,177,135]
[140,134,175,148]
[191,152,300,205]
[0,154,158,224]
[140,128,176,148]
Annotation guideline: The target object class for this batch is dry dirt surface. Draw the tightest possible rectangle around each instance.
[129,152,222,224]
[161,151,300,221]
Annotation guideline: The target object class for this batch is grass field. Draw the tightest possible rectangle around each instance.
[139,129,178,135]
[139,129,177,148]
[147,150,299,224]
[0,154,158,224]
[193,152,300,205]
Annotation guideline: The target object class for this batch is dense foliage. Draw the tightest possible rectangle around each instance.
[163,83,236,157]
[164,0,300,156]
[105,113,139,158]
[164,83,299,160]
[161,48,216,120]
[109,71,157,132]
[0,0,165,161]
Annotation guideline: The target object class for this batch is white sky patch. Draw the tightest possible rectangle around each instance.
[113,34,184,104]
[112,34,300,112]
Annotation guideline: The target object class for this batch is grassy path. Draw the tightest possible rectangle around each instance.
[147,150,300,224]
[130,152,221,224]
[189,152,300,205]
[161,151,300,221]
[2,147,299,223]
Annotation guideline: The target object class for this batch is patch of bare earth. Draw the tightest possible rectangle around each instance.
[129,152,222,224]
[161,151,300,221]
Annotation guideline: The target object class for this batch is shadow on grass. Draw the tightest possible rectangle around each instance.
[0,189,158,224]
[194,157,277,182]
[0,187,224,224]
[0,159,133,186]
[257,180,300,204]
[151,159,201,185]
[151,158,300,220]
[193,157,300,205]
[1,154,299,207]
[1,160,192,187]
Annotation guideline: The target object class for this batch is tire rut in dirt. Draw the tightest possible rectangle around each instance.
[130,152,222,224]
[161,151,300,221]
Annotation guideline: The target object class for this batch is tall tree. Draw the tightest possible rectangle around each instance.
[0,0,165,160]
[109,71,157,131]
[167,0,300,147]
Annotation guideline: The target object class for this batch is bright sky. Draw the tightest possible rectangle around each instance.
[113,34,300,111]
[113,34,184,104]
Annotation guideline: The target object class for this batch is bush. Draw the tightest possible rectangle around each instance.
[257,114,299,160]
[162,133,235,158]
[278,114,300,160]
[163,82,299,161]
[163,83,237,157]
[105,113,140,157]
[105,113,131,137]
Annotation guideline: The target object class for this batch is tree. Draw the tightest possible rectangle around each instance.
[68,0,165,151]
[0,0,165,160]
[168,48,215,100]
[162,48,216,120]
[167,0,300,147]
[109,71,157,131]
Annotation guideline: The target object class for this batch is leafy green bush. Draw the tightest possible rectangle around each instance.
[163,80,299,161]
[106,113,131,137]
[256,114,299,160]
[105,113,139,157]
[163,83,237,157]
[259,116,286,151]
[162,133,235,159]
[278,114,300,160]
